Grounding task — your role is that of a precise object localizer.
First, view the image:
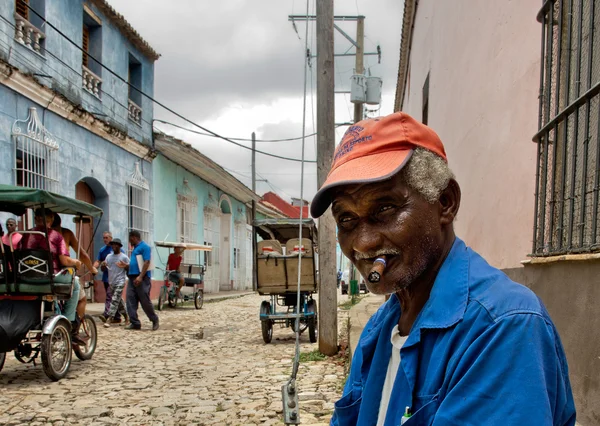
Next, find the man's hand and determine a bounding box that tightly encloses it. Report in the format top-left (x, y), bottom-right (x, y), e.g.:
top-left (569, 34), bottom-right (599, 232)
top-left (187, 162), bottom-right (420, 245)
top-left (74, 260), bottom-right (82, 270)
top-left (116, 260), bottom-right (127, 269)
top-left (134, 275), bottom-right (142, 286)
top-left (91, 266), bottom-right (98, 275)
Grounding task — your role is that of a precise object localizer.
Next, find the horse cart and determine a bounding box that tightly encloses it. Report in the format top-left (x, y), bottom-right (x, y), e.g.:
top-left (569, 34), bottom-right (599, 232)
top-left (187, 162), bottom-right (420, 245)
top-left (154, 241), bottom-right (211, 310)
top-left (0, 184), bottom-right (100, 380)
top-left (254, 218), bottom-right (318, 344)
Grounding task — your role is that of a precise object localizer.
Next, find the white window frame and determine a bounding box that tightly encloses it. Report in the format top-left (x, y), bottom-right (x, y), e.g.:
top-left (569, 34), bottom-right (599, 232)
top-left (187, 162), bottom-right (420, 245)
top-left (177, 193), bottom-right (198, 264)
top-left (127, 161), bottom-right (149, 243)
top-left (13, 107), bottom-right (59, 191)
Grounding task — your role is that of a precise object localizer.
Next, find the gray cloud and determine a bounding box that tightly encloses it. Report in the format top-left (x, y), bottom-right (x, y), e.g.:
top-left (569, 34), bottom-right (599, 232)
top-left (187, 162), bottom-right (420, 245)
top-left (108, 0), bottom-right (404, 200)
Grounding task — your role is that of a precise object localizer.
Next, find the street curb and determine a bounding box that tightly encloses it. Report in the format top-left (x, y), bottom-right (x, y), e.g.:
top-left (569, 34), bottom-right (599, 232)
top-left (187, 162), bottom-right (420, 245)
top-left (348, 294), bottom-right (386, 363)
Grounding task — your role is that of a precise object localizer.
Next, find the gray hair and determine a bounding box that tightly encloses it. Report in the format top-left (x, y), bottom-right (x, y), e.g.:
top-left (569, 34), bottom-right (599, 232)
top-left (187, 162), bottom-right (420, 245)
top-left (103, 231), bottom-right (112, 237)
top-left (400, 148), bottom-right (455, 203)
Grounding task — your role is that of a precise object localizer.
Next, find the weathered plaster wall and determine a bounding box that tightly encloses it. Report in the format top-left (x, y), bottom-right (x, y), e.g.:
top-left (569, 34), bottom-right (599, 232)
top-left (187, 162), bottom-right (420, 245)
top-left (0, 0), bottom-right (155, 144)
top-left (152, 155), bottom-right (248, 293)
top-left (0, 84), bottom-right (153, 261)
top-left (505, 263), bottom-right (600, 426)
top-left (401, 0), bottom-right (541, 269)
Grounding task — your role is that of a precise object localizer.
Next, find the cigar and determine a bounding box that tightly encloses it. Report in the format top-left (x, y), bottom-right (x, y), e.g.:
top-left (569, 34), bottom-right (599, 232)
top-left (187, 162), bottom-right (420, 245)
top-left (368, 257), bottom-right (387, 283)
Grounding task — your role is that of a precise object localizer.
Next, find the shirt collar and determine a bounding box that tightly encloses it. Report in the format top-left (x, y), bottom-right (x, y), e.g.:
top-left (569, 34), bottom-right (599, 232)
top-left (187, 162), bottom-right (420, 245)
top-left (404, 237), bottom-right (470, 347)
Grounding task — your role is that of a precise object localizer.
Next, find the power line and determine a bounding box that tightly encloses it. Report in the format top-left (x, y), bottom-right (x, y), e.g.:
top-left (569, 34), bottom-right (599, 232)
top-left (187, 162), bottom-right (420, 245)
top-left (18, 3), bottom-right (315, 163)
top-left (152, 124), bottom-right (316, 163)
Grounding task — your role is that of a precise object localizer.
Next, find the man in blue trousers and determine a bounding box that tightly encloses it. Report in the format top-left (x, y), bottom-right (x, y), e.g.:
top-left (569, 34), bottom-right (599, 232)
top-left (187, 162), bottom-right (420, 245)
top-left (310, 112), bottom-right (576, 425)
top-left (125, 230), bottom-right (159, 331)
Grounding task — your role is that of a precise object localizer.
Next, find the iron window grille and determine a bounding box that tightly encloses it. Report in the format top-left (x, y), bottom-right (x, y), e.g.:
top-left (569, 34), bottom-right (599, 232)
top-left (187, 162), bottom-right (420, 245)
top-left (127, 162), bottom-right (150, 243)
top-left (533, 0), bottom-right (600, 255)
top-left (12, 107), bottom-right (59, 192)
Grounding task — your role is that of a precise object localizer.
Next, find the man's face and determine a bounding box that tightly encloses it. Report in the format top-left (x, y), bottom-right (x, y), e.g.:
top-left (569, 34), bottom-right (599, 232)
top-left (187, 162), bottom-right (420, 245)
top-left (34, 214), bottom-right (54, 229)
top-left (332, 172), bottom-right (445, 295)
top-left (103, 233), bottom-right (112, 245)
top-left (6, 220), bottom-right (16, 233)
top-left (129, 235), bottom-right (139, 246)
top-left (110, 243), bottom-right (121, 254)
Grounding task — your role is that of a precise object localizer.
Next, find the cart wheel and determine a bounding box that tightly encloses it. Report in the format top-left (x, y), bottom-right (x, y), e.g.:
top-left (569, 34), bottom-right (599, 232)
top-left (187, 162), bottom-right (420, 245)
top-left (158, 286), bottom-right (167, 311)
top-left (260, 301), bottom-right (273, 344)
top-left (73, 314), bottom-right (97, 361)
top-left (194, 290), bottom-right (204, 309)
top-left (41, 319), bottom-right (72, 381)
top-left (307, 299), bottom-right (317, 343)
top-left (0, 352), bottom-right (5, 373)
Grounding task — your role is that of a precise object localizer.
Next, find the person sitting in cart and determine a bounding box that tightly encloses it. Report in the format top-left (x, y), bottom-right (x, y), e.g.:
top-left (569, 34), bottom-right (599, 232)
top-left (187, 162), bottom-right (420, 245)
top-left (102, 238), bottom-right (130, 328)
top-left (51, 214), bottom-right (98, 326)
top-left (20, 208), bottom-right (85, 345)
top-left (2, 218), bottom-right (22, 249)
top-left (167, 246), bottom-right (185, 299)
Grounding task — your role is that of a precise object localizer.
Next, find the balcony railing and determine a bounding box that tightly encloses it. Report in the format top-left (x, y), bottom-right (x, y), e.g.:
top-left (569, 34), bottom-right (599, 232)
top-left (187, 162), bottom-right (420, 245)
top-left (14, 13), bottom-right (45, 54)
top-left (82, 65), bottom-right (102, 98)
top-left (128, 99), bottom-right (142, 125)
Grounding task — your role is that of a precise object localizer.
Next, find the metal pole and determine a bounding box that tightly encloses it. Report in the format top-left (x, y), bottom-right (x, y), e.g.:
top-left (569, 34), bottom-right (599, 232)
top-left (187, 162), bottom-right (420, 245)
top-left (353, 17), bottom-right (365, 123)
top-left (251, 132), bottom-right (257, 291)
top-left (316, 0), bottom-right (338, 356)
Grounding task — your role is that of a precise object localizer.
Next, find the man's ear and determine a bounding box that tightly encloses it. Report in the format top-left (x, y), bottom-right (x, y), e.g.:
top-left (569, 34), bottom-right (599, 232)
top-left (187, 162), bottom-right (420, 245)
top-left (438, 179), bottom-right (461, 225)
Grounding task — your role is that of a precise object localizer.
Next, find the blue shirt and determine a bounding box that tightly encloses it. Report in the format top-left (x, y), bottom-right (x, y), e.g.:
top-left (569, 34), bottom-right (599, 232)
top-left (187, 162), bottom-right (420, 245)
top-left (97, 244), bottom-right (113, 282)
top-left (129, 240), bottom-right (151, 278)
top-left (332, 238), bottom-right (575, 426)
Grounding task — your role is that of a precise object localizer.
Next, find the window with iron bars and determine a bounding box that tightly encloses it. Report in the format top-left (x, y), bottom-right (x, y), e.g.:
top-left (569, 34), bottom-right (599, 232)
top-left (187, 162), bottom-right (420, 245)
top-left (533, 0), bottom-right (600, 255)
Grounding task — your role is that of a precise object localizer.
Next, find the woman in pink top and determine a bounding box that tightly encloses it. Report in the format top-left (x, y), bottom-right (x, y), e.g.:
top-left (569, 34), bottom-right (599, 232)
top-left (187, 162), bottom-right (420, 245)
top-left (1, 218), bottom-right (22, 250)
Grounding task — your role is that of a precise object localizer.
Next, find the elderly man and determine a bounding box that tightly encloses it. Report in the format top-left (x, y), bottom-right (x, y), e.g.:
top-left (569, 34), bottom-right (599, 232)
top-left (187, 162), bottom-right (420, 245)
top-left (311, 112), bottom-right (576, 425)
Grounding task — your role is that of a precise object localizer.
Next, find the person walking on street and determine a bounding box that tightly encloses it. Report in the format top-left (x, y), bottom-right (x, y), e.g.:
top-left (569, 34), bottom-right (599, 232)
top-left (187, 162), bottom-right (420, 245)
top-left (126, 230), bottom-right (159, 331)
top-left (94, 232), bottom-right (122, 323)
top-left (102, 238), bottom-right (130, 328)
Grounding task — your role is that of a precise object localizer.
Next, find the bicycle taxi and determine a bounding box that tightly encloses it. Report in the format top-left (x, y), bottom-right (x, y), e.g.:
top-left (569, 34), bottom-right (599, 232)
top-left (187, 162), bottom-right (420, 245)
top-left (154, 240), bottom-right (211, 310)
top-left (254, 218), bottom-right (318, 344)
top-left (0, 184), bottom-right (100, 381)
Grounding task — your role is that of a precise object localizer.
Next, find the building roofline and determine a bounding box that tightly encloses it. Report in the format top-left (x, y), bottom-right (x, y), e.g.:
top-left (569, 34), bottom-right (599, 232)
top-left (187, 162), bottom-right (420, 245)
top-left (90, 0), bottom-right (160, 61)
top-left (394, 0), bottom-right (418, 111)
top-left (153, 131), bottom-right (260, 204)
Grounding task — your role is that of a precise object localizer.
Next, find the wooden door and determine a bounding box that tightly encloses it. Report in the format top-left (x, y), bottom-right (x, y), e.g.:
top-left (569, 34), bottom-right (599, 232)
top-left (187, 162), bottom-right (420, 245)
top-left (75, 181), bottom-right (94, 276)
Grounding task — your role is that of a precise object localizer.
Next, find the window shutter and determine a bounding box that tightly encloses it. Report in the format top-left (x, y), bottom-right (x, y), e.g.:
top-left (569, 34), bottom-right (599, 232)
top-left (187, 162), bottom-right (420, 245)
top-left (82, 25), bottom-right (90, 67)
top-left (16, 0), bottom-right (29, 19)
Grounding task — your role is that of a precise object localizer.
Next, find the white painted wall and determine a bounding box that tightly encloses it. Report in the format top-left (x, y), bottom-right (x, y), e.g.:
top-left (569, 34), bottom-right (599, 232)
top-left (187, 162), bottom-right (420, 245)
top-left (401, 0), bottom-right (542, 269)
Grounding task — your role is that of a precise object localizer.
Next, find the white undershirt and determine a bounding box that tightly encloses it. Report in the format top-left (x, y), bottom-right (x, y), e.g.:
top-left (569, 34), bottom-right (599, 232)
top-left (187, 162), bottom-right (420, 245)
top-left (376, 326), bottom-right (409, 426)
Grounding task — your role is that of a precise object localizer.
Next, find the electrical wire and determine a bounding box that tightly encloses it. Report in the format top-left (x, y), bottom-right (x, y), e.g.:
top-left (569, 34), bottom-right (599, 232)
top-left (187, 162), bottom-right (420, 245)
top-left (153, 124), bottom-right (316, 163)
top-left (17, 3), bottom-right (315, 163)
top-left (289, 0), bottom-right (310, 394)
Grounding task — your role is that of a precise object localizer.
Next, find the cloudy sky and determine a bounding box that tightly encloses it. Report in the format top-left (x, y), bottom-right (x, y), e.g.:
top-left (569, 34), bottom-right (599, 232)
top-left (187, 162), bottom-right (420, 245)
top-left (108, 0), bottom-right (403, 202)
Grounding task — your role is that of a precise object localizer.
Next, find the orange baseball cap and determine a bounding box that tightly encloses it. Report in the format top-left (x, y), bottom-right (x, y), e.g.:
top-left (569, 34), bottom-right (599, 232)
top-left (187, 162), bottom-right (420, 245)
top-left (310, 111), bottom-right (447, 218)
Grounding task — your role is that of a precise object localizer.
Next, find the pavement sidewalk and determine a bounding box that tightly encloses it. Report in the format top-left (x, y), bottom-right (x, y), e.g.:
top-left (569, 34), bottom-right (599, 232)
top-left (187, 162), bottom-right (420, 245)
top-left (86, 289), bottom-right (254, 316)
top-left (348, 293), bottom-right (386, 359)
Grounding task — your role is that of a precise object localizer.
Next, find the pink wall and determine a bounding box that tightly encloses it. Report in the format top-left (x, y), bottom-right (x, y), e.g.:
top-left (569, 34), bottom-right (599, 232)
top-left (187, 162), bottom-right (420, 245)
top-left (401, 0), bottom-right (542, 269)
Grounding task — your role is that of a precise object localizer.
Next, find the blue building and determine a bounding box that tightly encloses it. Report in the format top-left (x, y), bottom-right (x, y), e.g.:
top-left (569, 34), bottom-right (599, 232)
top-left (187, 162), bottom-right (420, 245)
top-left (152, 133), bottom-right (287, 294)
top-left (0, 0), bottom-right (159, 300)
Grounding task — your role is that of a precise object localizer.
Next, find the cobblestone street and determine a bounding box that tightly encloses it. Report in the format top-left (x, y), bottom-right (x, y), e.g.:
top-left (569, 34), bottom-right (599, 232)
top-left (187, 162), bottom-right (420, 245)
top-left (0, 294), bottom-right (350, 426)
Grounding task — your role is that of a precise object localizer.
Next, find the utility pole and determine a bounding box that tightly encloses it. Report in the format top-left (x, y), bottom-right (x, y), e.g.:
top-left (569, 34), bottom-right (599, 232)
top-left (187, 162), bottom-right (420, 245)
top-left (251, 132), bottom-right (257, 292)
top-left (353, 16), bottom-right (365, 123)
top-left (316, 0), bottom-right (338, 356)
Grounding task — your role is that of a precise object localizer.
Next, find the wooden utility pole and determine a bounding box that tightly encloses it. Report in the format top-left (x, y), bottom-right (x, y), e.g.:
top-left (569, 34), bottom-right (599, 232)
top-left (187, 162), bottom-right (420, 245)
top-left (353, 16), bottom-right (365, 123)
top-left (251, 132), bottom-right (257, 291)
top-left (316, 0), bottom-right (338, 356)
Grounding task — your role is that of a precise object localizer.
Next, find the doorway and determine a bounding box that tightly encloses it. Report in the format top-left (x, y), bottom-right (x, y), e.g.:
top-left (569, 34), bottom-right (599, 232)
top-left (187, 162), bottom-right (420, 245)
top-left (75, 181), bottom-right (94, 279)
